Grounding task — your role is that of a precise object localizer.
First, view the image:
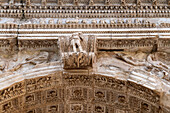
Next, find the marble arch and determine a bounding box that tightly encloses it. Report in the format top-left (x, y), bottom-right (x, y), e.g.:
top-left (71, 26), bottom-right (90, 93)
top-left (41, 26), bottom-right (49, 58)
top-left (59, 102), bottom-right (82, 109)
top-left (0, 0), bottom-right (170, 113)
top-left (0, 73), bottom-right (164, 113)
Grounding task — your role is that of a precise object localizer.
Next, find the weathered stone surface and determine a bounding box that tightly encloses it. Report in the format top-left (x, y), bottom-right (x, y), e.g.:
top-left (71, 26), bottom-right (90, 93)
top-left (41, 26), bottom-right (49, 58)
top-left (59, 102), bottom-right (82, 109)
top-left (0, 0), bottom-right (170, 112)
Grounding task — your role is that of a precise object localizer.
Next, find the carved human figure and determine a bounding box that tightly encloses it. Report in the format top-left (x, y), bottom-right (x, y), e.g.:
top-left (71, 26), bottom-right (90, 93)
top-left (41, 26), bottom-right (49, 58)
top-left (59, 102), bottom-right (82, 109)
top-left (66, 17), bottom-right (79, 24)
top-left (89, 0), bottom-right (94, 6)
top-left (0, 61), bottom-right (6, 72)
top-left (147, 54), bottom-right (169, 71)
top-left (126, 19), bottom-right (132, 24)
top-left (9, 0), bottom-right (14, 5)
top-left (57, 19), bottom-right (62, 24)
top-left (26, 51), bottom-right (49, 64)
top-left (91, 19), bottom-right (97, 24)
top-left (61, 32), bottom-right (95, 69)
top-left (153, 0), bottom-right (157, 6)
top-left (99, 20), bottom-right (107, 24)
top-left (58, 0), bottom-right (62, 5)
top-left (42, 0), bottom-right (47, 6)
top-left (26, 0), bottom-right (31, 6)
top-left (6, 51), bottom-right (49, 72)
top-left (81, 20), bottom-right (87, 24)
top-left (134, 19), bottom-right (141, 24)
top-left (117, 19), bottom-right (123, 24)
top-left (115, 53), bottom-right (146, 66)
top-left (121, 0), bottom-right (126, 5)
top-left (74, 0), bottom-right (79, 6)
top-left (105, 0), bottom-right (110, 5)
top-left (48, 19), bottom-right (54, 24)
top-left (137, 0), bottom-right (141, 6)
top-left (70, 33), bottom-right (84, 52)
top-left (110, 20), bottom-right (116, 24)
top-left (40, 19), bottom-right (46, 24)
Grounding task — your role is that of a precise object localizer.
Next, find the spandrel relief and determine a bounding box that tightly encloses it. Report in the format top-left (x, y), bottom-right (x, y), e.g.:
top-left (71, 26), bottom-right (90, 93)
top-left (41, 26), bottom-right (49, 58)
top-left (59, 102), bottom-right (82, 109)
top-left (97, 51), bottom-right (170, 83)
top-left (0, 50), bottom-right (60, 75)
top-left (0, 0), bottom-right (170, 112)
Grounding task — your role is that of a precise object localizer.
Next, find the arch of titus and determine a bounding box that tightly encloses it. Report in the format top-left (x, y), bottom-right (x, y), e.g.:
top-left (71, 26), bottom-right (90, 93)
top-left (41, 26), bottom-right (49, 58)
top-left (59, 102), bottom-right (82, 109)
top-left (0, 0), bottom-right (170, 113)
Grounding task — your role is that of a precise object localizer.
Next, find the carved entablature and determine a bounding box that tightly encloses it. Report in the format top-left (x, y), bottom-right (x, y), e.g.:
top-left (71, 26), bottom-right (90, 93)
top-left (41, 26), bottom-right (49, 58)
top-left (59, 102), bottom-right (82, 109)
top-left (60, 32), bottom-right (96, 69)
top-left (0, 0), bottom-right (169, 6)
top-left (0, 4), bottom-right (170, 18)
top-left (18, 38), bottom-right (58, 51)
top-left (0, 36), bottom-right (17, 53)
top-left (0, 24), bottom-right (18, 29)
top-left (158, 37), bottom-right (170, 53)
top-left (16, 19), bottom-right (157, 29)
top-left (97, 36), bottom-right (169, 52)
top-left (97, 37), bottom-right (157, 52)
top-left (158, 38), bottom-right (170, 47)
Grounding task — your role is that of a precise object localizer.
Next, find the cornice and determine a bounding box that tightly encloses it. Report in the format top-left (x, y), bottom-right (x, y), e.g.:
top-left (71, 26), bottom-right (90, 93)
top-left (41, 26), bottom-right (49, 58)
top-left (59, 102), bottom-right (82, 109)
top-left (2, 28), bottom-right (170, 34)
top-left (0, 5), bottom-right (170, 18)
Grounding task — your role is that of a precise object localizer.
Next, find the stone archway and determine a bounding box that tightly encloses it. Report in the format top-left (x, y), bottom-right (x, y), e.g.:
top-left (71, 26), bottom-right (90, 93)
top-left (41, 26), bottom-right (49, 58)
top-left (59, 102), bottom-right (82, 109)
top-left (0, 73), bottom-right (166, 113)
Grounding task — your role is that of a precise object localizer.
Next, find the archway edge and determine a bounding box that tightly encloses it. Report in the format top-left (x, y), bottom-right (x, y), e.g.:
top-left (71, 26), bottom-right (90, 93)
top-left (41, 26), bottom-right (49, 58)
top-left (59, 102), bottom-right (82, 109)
top-left (0, 72), bottom-right (168, 113)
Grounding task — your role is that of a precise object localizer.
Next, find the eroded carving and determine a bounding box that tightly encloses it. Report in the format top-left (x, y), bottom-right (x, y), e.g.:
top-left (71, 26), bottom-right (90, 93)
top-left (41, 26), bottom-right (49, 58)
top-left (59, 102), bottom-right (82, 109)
top-left (60, 32), bottom-right (96, 69)
top-left (0, 0), bottom-right (170, 112)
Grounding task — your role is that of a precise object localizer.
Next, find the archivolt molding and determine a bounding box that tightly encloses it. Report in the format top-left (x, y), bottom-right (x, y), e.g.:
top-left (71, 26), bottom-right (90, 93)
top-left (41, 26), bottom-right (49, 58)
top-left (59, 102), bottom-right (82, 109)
top-left (0, 0), bottom-right (170, 112)
top-left (0, 73), bottom-right (167, 113)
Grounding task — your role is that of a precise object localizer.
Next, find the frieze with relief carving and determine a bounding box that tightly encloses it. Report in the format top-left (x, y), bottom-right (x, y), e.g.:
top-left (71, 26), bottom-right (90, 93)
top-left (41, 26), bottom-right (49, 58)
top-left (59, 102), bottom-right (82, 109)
top-left (97, 38), bottom-right (158, 50)
top-left (0, 19), bottom-right (158, 29)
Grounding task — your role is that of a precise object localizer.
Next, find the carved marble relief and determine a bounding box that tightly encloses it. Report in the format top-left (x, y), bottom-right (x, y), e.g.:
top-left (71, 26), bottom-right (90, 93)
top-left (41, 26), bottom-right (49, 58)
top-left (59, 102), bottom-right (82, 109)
top-left (0, 0), bottom-right (170, 112)
top-left (0, 32), bottom-right (169, 112)
top-left (0, 18), bottom-right (159, 29)
top-left (0, 82), bottom-right (25, 102)
top-left (60, 32), bottom-right (96, 69)
top-left (0, 50), bottom-right (59, 74)
top-left (0, 73), bottom-right (168, 113)
top-left (98, 51), bottom-right (170, 82)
